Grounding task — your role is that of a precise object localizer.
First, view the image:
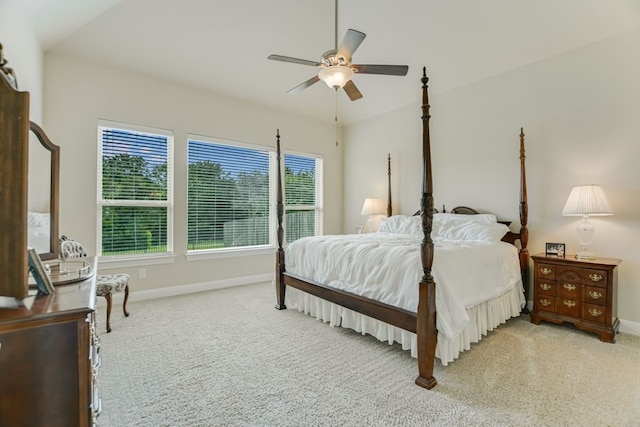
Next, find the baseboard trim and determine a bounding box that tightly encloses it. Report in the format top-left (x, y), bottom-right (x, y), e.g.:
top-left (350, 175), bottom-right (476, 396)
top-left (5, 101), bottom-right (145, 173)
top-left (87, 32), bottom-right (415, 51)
top-left (95, 273), bottom-right (274, 307)
top-left (618, 319), bottom-right (640, 337)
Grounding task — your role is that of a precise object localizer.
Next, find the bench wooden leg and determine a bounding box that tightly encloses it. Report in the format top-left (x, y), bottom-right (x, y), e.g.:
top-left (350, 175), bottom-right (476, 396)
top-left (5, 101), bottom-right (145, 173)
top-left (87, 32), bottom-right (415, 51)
top-left (103, 292), bottom-right (113, 333)
top-left (123, 284), bottom-right (130, 317)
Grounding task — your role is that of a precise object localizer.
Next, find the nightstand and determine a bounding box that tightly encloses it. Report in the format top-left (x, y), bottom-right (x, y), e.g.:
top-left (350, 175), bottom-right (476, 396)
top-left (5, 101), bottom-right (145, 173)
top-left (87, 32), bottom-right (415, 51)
top-left (530, 253), bottom-right (621, 343)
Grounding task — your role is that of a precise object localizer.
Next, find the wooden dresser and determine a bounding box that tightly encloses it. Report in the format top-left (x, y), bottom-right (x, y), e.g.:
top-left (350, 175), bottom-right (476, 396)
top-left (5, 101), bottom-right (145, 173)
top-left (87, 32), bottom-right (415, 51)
top-left (530, 253), bottom-right (620, 342)
top-left (0, 261), bottom-right (101, 427)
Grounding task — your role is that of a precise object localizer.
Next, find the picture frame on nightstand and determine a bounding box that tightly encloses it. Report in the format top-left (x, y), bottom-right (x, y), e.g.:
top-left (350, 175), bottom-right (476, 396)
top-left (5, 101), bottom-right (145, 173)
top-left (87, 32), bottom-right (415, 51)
top-left (545, 242), bottom-right (565, 257)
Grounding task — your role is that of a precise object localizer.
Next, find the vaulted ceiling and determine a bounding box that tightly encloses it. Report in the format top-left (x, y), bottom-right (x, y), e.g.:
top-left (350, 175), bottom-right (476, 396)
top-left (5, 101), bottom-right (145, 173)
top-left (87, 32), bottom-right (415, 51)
top-left (22, 0), bottom-right (640, 125)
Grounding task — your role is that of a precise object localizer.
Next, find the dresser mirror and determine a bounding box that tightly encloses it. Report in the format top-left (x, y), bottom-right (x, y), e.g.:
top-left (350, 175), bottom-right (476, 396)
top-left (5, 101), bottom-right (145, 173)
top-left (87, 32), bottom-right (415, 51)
top-left (28, 121), bottom-right (60, 260)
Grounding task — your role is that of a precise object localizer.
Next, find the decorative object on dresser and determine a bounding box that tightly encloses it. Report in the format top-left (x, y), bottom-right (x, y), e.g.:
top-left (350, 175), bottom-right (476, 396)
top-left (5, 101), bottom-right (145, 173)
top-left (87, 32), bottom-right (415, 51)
top-left (562, 184), bottom-right (614, 260)
top-left (27, 247), bottom-right (55, 294)
top-left (61, 237), bottom-right (131, 333)
top-left (530, 253), bottom-right (620, 343)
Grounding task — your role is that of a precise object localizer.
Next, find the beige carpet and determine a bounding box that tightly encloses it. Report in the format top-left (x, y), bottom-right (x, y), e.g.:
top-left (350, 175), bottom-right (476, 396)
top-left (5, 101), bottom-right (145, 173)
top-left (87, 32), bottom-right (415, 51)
top-left (97, 282), bottom-right (640, 427)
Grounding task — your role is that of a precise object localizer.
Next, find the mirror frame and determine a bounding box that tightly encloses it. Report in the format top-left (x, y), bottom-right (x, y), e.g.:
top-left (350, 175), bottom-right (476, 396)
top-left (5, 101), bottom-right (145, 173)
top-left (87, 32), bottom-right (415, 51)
top-left (29, 121), bottom-right (60, 260)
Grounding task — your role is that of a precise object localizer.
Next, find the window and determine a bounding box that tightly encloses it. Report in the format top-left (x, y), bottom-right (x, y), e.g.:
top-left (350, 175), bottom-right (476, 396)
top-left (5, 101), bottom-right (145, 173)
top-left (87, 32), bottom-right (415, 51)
top-left (187, 136), bottom-right (322, 253)
top-left (284, 152), bottom-right (322, 242)
top-left (98, 121), bottom-right (174, 257)
top-left (188, 136), bottom-right (271, 251)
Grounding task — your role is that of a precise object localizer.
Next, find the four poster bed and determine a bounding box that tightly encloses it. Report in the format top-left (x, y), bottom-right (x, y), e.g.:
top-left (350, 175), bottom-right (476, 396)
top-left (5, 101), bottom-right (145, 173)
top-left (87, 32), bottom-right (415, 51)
top-left (274, 68), bottom-right (529, 389)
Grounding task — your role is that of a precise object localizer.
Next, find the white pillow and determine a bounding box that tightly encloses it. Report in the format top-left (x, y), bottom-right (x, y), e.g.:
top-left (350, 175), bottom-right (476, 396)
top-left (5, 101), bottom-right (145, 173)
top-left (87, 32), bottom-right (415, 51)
top-left (436, 220), bottom-right (509, 242)
top-left (433, 213), bottom-right (497, 224)
top-left (378, 215), bottom-right (420, 234)
top-left (27, 211), bottom-right (50, 228)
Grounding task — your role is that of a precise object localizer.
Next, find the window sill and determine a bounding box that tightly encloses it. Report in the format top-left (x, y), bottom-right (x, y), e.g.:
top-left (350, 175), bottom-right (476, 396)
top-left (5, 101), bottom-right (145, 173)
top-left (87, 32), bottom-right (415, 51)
top-left (98, 254), bottom-right (176, 270)
top-left (185, 246), bottom-right (275, 261)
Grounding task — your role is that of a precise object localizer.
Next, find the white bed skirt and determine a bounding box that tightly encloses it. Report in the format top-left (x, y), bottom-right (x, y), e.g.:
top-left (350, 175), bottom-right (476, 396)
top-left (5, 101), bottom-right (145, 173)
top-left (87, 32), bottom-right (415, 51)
top-left (284, 283), bottom-right (525, 366)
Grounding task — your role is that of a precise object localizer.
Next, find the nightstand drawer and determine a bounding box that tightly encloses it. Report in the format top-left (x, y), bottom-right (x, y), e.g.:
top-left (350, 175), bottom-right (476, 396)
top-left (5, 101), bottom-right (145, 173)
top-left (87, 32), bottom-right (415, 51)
top-left (556, 281), bottom-right (582, 298)
top-left (556, 297), bottom-right (581, 317)
top-left (536, 296), bottom-right (555, 312)
top-left (585, 269), bottom-right (608, 288)
top-left (584, 286), bottom-right (606, 306)
top-left (535, 264), bottom-right (555, 279)
top-left (535, 279), bottom-right (555, 296)
top-left (583, 303), bottom-right (607, 324)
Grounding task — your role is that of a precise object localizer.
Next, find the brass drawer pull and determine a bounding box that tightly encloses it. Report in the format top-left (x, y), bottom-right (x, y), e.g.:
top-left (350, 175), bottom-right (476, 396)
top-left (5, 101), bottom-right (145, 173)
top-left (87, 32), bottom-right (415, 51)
top-left (539, 267), bottom-right (552, 275)
top-left (588, 291), bottom-right (603, 300)
top-left (563, 300), bottom-right (576, 308)
top-left (588, 308), bottom-right (603, 317)
top-left (539, 283), bottom-right (552, 291)
top-left (540, 299), bottom-right (551, 307)
top-left (589, 273), bottom-right (604, 282)
top-left (563, 283), bottom-right (576, 291)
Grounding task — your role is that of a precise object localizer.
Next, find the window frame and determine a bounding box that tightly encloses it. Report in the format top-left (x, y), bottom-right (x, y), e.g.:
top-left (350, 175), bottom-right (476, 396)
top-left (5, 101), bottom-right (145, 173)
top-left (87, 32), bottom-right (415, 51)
top-left (283, 149), bottom-right (323, 242)
top-left (186, 134), bottom-right (275, 257)
top-left (96, 120), bottom-right (175, 262)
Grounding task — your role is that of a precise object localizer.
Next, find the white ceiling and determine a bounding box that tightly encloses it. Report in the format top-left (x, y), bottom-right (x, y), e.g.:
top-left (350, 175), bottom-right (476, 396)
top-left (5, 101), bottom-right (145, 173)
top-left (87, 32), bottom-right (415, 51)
top-left (22, 0), bottom-right (640, 125)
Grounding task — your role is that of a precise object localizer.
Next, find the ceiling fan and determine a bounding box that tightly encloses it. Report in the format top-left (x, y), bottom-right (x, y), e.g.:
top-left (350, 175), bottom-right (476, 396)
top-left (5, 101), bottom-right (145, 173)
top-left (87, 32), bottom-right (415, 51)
top-left (267, 0), bottom-right (408, 101)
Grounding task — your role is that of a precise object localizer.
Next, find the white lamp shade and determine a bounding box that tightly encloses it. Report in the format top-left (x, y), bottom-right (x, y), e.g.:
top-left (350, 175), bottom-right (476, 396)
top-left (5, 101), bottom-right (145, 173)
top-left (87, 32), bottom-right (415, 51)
top-left (361, 197), bottom-right (385, 216)
top-left (318, 65), bottom-right (354, 89)
top-left (562, 185), bottom-right (614, 216)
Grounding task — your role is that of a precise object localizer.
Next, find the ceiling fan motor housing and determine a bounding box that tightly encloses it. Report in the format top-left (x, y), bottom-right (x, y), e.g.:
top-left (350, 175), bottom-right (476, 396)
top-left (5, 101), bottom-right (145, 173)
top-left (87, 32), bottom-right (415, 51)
top-left (321, 49), bottom-right (348, 67)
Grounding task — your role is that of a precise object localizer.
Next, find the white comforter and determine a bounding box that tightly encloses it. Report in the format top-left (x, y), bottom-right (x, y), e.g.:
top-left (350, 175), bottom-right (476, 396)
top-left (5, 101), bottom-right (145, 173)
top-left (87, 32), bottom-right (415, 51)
top-left (285, 232), bottom-right (523, 341)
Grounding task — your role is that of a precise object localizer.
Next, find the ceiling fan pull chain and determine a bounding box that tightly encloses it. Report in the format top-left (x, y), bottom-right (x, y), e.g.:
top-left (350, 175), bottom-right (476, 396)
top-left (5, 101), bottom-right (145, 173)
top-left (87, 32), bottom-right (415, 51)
top-left (335, 90), bottom-right (339, 147)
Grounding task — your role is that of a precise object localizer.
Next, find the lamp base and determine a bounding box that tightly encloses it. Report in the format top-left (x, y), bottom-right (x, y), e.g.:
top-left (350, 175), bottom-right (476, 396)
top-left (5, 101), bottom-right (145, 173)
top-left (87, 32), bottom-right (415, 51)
top-left (575, 250), bottom-right (597, 260)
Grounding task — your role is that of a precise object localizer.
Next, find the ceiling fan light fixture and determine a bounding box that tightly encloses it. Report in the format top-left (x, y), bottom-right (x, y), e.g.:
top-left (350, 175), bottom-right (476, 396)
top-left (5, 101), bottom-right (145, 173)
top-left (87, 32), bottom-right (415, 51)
top-left (318, 65), bottom-right (354, 89)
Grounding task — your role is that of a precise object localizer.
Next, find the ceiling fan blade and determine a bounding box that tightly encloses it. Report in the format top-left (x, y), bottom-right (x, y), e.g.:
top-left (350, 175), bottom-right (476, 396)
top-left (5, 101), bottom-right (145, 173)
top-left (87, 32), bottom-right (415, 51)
top-left (336, 29), bottom-right (366, 63)
top-left (352, 64), bottom-right (409, 76)
top-left (268, 54), bottom-right (322, 67)
top-left (343, 79), bottom-right (363, 101)
top-left (287, 75), bottom-right (321, 94)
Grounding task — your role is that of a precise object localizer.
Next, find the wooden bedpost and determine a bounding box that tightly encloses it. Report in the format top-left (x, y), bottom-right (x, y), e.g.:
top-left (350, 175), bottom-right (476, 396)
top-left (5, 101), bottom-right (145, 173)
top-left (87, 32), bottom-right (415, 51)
top-left (519, 127), bottom-right (530, 312)
top-left (415, 68), bottom-right (437, 390)
top-left (275, 129), bottom-right (286, 310)
top-left (387, 154), bottom-right (392, 217)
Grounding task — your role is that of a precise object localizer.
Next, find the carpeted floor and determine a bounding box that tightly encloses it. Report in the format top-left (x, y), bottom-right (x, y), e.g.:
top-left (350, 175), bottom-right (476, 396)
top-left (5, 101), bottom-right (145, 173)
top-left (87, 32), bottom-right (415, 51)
top-left (96, 282), bottom-right (640, 427)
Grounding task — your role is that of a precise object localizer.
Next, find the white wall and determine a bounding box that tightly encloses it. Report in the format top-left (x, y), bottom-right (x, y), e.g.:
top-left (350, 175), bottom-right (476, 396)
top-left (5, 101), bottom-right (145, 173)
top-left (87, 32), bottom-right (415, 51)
top-left (0, 0), bottom-right (43, 121)
top-left (344, 28), bottom-right (640, 325)
top-left (43, 54), bottom-right (342, 293)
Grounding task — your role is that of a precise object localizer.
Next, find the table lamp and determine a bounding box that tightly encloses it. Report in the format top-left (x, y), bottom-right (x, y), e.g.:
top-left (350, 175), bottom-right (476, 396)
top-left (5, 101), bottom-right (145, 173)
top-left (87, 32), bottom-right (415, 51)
top-left (562, 185), bottom-right (614, 260)
top-left (361, 197), bottom-right (385, 232)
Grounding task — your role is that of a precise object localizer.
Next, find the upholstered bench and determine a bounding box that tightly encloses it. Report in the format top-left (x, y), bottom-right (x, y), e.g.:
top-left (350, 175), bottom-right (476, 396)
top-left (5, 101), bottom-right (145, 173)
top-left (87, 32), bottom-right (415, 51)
top-left (60, 236), bottom-right (131, 333)
top-left (96, 273), bottom-right (130, 333)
